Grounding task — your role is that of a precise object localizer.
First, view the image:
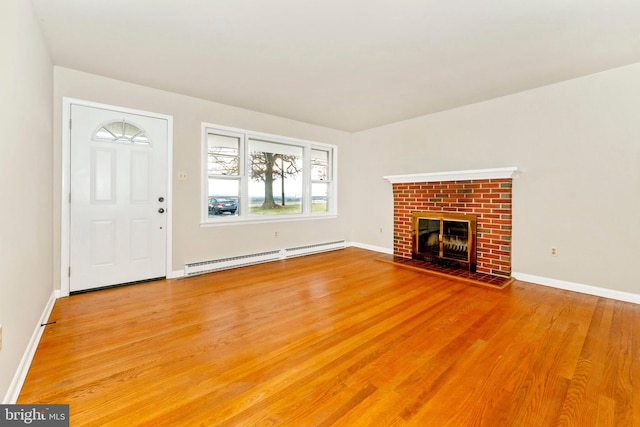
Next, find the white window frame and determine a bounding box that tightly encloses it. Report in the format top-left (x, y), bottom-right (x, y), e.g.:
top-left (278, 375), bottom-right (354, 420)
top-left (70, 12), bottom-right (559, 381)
top-left (201, 122), bottom-right (338, 225)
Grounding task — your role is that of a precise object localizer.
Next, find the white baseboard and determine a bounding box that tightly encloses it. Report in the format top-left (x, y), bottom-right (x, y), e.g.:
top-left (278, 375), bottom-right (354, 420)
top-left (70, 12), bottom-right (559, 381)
top-left (349, 242), bottom-right (393, 255)
top-left (512, 272), bottom-right (640, 304)
top-left (3, 291), bottom-right (59, 404)
top-left (170, 243), bottom-right (390, 280)
top-left (167, 270), bottom-right (184, 279)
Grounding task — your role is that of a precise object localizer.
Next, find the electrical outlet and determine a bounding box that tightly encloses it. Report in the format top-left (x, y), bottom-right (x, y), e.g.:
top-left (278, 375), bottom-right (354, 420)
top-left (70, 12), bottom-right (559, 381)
top-left (274, 231), bottom-right (278, 238)
top-left (551, 247), bottom-right (558, 257)
top-left (177, 172), bottom-right (188, 180)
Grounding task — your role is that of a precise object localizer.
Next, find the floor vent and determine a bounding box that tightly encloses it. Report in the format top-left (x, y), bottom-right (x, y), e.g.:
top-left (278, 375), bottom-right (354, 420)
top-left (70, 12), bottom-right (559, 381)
top-left (285, 240), bottom-right (346, 258)
top-left (183, 240), bottom-right (346, 277)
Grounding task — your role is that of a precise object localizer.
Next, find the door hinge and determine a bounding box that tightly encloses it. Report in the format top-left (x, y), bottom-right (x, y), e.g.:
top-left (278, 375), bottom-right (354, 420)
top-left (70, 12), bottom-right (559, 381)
top-left (69, 193), bottom-right (71, 203)
top-left (69, 119), bottom-right (72, 130)
top-left (68, 266), bottom-right (71, 277)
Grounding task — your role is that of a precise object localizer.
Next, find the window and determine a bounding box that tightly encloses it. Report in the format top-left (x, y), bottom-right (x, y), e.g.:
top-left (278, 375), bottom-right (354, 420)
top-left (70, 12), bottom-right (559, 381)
top-left (311, 149), bottom-right (330, 213)
top-left (203, 123), bottom-right (337, 223)
top-left (93, 120), bottom-right (150, 145)
top-left (206, 131), bottom-right (242, 216)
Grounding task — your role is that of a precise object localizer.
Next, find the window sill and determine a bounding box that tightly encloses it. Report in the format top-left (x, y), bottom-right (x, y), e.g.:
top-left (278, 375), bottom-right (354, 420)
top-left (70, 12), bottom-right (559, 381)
top-left (200, 213), bottom-right (338, 227)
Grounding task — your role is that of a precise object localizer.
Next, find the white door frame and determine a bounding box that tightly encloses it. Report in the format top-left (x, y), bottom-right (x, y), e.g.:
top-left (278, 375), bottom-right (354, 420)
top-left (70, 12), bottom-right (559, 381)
top-left (60, 97), bottom-right (174, 297)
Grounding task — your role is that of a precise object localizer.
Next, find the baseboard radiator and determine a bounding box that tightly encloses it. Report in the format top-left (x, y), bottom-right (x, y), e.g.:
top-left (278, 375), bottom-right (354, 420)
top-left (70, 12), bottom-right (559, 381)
top-left (184, 240), bottom-right (346, 277)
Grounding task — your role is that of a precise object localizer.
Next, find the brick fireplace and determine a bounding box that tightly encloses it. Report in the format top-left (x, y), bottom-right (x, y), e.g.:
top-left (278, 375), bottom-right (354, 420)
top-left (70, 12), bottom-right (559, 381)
top-left (384, 168), bottom-right (518, 277)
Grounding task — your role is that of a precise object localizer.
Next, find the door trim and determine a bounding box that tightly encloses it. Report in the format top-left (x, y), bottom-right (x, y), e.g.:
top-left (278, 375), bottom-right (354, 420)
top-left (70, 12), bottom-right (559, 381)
top-left (60, 97), bottom-right (174, 297)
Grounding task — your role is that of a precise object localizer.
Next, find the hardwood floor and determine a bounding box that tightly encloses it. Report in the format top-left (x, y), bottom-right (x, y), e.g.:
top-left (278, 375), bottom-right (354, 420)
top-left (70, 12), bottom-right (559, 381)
top-left (19, 248), bottom-right (639, 426)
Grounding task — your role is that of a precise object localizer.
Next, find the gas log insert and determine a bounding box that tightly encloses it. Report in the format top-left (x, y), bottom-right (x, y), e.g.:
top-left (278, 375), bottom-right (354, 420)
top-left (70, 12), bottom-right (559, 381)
top-left (412, 211), bottom-right (477, 272)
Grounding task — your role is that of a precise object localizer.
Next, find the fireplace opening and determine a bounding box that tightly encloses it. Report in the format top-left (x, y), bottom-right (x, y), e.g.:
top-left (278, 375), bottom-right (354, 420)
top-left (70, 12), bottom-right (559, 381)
top-left (412, 212), bottom-right (477, 272)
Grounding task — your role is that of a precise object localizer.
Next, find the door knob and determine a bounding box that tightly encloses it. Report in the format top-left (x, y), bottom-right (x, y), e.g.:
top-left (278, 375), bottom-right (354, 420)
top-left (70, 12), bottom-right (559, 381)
top-left (158, 208), bottom-right (165, 213)
top-left (158, 197), bottom-right (165, 202)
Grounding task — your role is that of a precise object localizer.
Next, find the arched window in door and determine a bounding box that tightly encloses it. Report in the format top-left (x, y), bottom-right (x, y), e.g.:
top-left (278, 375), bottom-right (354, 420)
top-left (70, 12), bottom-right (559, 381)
top-left (93, 119), bottom-right (151, 145)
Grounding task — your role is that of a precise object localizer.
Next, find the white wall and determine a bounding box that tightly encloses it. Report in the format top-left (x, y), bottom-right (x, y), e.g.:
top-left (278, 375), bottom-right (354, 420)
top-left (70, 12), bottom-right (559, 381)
top-left (351, 63), bottom-right (640, 295)
top-left (0, 0), bottom-right (53, 400)
top-left (52, 67), bottom-right (354, 285)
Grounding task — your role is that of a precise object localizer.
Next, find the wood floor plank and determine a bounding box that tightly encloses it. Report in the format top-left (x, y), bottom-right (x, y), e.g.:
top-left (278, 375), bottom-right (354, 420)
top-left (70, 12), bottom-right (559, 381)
top-left (408, 300), bottom-right (553, 424)
top-left (633, 303), bottom-right (640, 427)
top-left (490, 291), bottom-right (596, 425)
top-left (603, 301), bottom-right (634, 426)
top-left (174, 278), bottom-right (452, 425)
top-left (558, 298), bottom-right (616, 426)
top-left (17, 247), bottom-right (640, 426)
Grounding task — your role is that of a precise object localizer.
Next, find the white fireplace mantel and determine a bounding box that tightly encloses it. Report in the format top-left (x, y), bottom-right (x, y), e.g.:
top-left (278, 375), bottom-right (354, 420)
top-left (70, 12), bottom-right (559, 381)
top-left (383, 167), bottom-right (519, 184)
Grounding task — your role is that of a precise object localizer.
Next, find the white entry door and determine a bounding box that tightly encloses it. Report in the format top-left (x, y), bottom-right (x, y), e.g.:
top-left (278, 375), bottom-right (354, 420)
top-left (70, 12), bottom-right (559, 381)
top-left (69, 104), bottom-right (168, 292)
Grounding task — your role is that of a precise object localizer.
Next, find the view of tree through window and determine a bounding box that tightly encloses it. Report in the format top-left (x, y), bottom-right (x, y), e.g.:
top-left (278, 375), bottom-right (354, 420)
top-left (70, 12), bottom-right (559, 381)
top-left (207, 134), bottom-right (239, 175)
top-left (204, 125), bottom-right (336, 222)
top-left (248, 139), bottom-right (303, 215)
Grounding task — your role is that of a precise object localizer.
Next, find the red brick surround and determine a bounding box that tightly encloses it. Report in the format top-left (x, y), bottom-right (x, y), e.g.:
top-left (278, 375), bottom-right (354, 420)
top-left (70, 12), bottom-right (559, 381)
top-left (392, 178), bottom-right (512, 277)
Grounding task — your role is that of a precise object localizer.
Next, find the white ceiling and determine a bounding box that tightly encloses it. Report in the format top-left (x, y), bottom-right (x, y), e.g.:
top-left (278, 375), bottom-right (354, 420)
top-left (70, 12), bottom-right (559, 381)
top-left (31, 0), bottom-right (640, 132)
